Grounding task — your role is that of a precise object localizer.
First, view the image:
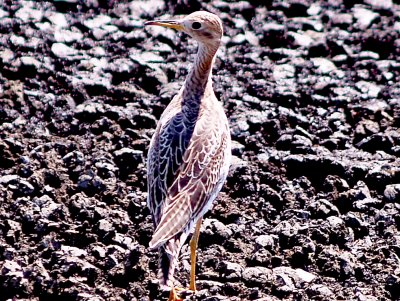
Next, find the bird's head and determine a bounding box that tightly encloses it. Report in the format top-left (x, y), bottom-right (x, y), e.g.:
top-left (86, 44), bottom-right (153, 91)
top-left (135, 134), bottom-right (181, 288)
top-left (145, 11), bottom-right (223, 46)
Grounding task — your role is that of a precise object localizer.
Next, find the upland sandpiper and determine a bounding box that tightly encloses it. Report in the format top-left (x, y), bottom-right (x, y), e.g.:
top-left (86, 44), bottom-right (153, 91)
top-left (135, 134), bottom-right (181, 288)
top-left (145, 11), bottom-right (231, 301)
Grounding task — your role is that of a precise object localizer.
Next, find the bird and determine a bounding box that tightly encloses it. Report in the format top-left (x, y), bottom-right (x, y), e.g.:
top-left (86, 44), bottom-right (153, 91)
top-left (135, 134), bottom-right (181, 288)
top-left (144, 11), bottom-right (231, 301)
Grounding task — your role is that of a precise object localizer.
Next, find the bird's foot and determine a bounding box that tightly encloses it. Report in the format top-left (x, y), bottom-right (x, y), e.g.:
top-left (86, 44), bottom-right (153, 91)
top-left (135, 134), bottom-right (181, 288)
top-left (167, 287), bottom-right (195, 301)
top-left (167, 287), bottom-right (182, 301)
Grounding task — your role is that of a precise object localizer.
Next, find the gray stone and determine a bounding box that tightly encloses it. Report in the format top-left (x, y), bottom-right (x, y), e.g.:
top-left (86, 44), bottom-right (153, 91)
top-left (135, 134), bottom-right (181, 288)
top-left (364, 0), bottom-right (393, 9)
top-left (51, 42), bottom-right (79, 58)
top-left (46, 12), bottom-right (68, 28)
top-left (311, 58), bottom-right (337, 74)
top-left (384, 184), bottom-right (400, 202)
top-left (308, 284), bottom-right (334, 297)
top-left (19, 179), bottom-right (35, 195)
top-left (353, 7), bottom-right (379, 30)
top-left (273, 64), bottom-right (296, 81)
top-left (0, 175), bottom-right (19, 185)
top-left (54, 28), bottom-right (83, 43)
top-left (203, 219), bottom-right (233, 239)
top-left (243, 267), bottom-right (273, 286)
top-left (83, 15), bottom-right (111, 29)
top-left (221, 261), bottom-right (242, 281)
top-left (355, 81), bottom-right (381, 99)
top-left (255, 234), bottom-right (276, 250)
top-left (98, 219), bottom-right (114, 232)
top-left (61, 245), bottom-right (87, 257)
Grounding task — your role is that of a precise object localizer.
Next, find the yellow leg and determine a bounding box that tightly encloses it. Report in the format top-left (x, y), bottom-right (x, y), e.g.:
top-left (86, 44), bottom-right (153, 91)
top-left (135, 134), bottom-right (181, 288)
top-left (189, 217), bottom-right (203, 292)
top-left (168, 287), bottom-right (183, 301)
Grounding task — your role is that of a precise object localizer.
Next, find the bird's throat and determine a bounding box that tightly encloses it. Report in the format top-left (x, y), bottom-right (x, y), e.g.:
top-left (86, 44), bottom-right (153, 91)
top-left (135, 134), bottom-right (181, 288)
top-left (181, 43), bottom-right (218, 113)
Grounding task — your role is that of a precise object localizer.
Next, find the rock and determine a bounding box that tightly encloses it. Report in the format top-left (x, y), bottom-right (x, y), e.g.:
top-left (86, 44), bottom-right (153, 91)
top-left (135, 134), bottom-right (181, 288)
top-left (113, 148), bottom-right (143, 170)
top-left (0, 175), bottom-right (35, 195)
top-left (344, 213), bottom-right (369, 238)
top-left (83, 15), bottom-right (111, 29)
top-left (203, 219), bottom-right (233, 241)
top-left (54, 28), bottom-right (84, 43)
top-left (311, 58), bottom-right (337, 74)
top-left (353, 7), bottom-right (379, 30)
top-left (355, 120), bottom-right (380, 139)
top-left (15, 5), bottom-right (43, 22)
top-left (0, 174), bottom-right (19, 185)
top-left (129, 0), bottom-right (165, 18)
top-left (220, 261), bottom-right (243, 281)
top-left (322, 175), bottom-right (349, 193)
top-left (46, 11), bottom-right (68, 28)
top-left (261, 23), bottom-right (286, 47)
top-left (274, 266), bottom-right (317, 284)
top-left (20, 56), bottom-right (42, 70)
top-left (95, 161), bottom-right (118, 179)
top-left (307, 284), bottom-right (334, 297)
top-left (63, 150), bottom-right (85, 168)
top-left (386, 274), bottom-right (400, 300)
top-left (97, 219), bottom-right (114, 233)
top-left (61, 245), bottom-right (87, 258)
top-left (308, 199), bottom-right (340, 218)
top-left (355, 81), bottom-right (381, 99)
top-left (51, 42), bottom-right (79, 58)
top-left (383, 184), bottom-right (400, 202)
top-left (327, 216), bottom-right (344, 228)
top-left (331, 13), bottom-right (353, 28)
top-left (273, 64), bottom-right (295, 81)
top-left (288, 31), bottom-right (314, 47)
top-left (366, 164), bottom-right (399, 191)
top-left (242, 267), bottom-right (273, 286)
top-left (92, 245), bottom-right (106, 258)
top-left (255, 234), bottom-right (276, 250)
top-left (364, 0), bottom-right (393, 10)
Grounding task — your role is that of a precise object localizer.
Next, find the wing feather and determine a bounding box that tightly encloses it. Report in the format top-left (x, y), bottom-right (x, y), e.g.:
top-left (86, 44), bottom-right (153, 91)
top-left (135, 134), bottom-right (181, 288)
top-left (147, 94), bottom-right (231, 249)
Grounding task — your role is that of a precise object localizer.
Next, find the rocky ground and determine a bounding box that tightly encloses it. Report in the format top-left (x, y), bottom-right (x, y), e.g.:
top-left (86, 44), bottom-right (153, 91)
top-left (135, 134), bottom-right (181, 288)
top-left (1, 0), bottom-right (400, 300)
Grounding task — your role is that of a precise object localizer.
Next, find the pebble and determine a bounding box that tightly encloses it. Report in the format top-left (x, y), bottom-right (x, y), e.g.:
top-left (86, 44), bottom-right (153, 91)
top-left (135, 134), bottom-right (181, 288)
top-left (242, 267), bottom-right (273, 286)
top-left (355, 81), bottom-right (381, 99)
top-left (221, 261), bottom-right (243, 281)
top-left (61, 245), bottom-right (87, 257)
top-left (54, 28), bottom-right (83, 43)
top-left (51, 42), bottom-right (79, 58)
top-left (273, 64), bottom-right (296, 80)
top-left (364, 0), bottom-right (393, 10)
top-left (113, 148), bottom-right (143, 165)
top-left (309, 199), bottom-right (340, 218)
top-left (83, 15), bottom-right (111, 29)
top-left (311, 58), bottom-right (337, 74)
top-left (203, 218), bottom-right (233, 240)
top-left (289, 31), bottom-right (314, 47)
top-left (274, 266), bottom-right (316, 285)
top-left (383, 184), bottom-right (400, 202)
top-left (0, 174), bottom-right (19, 185)
top-left (46, 12), bottom-right (68, 28)
top-left (129, 0), bottom-right (165, 18)
top-left (353, 7), bottom-right (379, 30)
top-left (15, 5), bottom-right (43, 23)
top-left (331, 13), bottom-right (353, 27)
top-left (97, 219), bottom-right (114, 233)
top-left (308, 284), bottom-right (334, 297)
top-left (255, 234), bottom-right (276, 250)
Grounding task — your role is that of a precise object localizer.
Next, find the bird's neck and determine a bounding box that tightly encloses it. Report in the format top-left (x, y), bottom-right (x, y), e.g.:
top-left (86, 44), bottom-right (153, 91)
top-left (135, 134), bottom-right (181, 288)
top-left (181, 42), bottom-right (219, 113)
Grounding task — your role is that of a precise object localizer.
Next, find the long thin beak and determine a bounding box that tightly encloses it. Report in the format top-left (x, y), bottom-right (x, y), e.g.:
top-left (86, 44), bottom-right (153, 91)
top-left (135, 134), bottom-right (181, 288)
top-left (144, 20), bottom-right (184, 31)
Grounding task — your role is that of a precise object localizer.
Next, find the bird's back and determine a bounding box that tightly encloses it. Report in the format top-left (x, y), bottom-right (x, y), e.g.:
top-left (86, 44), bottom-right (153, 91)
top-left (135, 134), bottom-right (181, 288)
top-left (147, 88), bottom-right (231, 249)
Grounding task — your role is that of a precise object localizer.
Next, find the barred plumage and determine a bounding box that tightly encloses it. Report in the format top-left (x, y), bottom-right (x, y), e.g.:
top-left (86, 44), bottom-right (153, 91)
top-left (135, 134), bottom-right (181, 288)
top-left (145, 11), bottom-right (231, 300)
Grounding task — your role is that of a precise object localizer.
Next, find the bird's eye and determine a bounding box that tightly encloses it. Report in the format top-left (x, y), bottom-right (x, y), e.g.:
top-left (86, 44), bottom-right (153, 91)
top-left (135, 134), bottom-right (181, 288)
top-left (191, 22), bottom-right (202, 30)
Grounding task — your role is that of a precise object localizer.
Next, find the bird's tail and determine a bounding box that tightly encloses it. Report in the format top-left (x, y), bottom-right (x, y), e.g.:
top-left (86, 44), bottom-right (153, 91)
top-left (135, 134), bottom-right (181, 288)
top-left (158, 245), bottom-right (176, 288)
top-left (157, 233), bottom-right (187, 288)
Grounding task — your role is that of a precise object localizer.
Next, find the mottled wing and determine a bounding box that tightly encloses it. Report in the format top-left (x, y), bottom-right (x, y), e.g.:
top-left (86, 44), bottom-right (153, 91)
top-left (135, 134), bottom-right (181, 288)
top-left (149, 109), bottom-right (230, 249)
top-left (147, 103), bottom-right (194, 227)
